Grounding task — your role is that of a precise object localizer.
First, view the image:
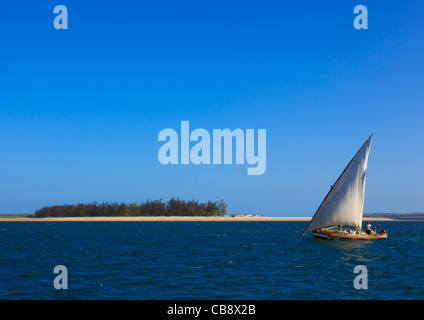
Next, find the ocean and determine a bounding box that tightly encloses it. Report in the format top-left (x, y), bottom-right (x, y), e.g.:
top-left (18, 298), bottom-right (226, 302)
top-left (1, 221), bottom-right (424, 300)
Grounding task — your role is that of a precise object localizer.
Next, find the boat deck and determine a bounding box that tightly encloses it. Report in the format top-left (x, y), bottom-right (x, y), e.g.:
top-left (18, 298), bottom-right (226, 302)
top-left (313, 228), bottom-right (388, 240)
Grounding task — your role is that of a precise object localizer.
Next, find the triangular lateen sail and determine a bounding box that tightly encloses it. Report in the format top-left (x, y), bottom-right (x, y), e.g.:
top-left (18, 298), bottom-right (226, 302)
top-left (302, 134), bottom-right (373, 235)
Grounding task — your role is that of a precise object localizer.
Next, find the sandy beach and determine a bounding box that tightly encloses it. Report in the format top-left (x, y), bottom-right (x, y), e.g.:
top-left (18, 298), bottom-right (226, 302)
top-left (0, 216), bottom-right (396, 222)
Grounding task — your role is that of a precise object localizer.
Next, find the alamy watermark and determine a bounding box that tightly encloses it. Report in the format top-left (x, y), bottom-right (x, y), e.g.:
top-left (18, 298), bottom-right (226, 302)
top-left (353, 265), bottom-right (368, 290)
top-left (353, 5), bottom-right (368, 30)
top-left (53, 5), bottom-right (68, 30)
top-left (158, 121), bottom-right (266, 175)
top-left (53, 265), bottom-right (68, 290)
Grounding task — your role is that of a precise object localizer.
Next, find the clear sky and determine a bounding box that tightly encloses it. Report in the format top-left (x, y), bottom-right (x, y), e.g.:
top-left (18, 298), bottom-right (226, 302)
top-left (0, 1), bottom-right (423, 216)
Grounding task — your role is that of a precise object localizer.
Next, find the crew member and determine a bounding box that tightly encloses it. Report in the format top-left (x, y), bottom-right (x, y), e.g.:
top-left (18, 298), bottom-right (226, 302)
top-left (365, 221), bottom-right (372, 235)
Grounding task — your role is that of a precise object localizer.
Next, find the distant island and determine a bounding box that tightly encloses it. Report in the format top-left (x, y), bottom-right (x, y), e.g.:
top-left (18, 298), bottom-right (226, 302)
top-left (364, 213), bottom-right (424, 218)
top-left (1, 210), bottom-right (423, 221)
top-left (33, 199), bottom-right (227, 218)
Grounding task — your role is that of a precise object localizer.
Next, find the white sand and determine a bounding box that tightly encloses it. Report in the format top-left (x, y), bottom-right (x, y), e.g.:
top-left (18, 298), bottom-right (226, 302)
top-left (0, 216), bottom-right (396, 222)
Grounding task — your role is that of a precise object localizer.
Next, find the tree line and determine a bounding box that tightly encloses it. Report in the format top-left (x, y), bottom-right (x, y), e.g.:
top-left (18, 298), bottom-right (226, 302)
top-left (34, 198), bottom-right (227, 218)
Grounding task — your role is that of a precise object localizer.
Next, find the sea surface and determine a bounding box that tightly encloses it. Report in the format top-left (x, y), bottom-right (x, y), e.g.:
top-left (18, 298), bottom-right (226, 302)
top-left (1, 221), bottom-right (424, 300)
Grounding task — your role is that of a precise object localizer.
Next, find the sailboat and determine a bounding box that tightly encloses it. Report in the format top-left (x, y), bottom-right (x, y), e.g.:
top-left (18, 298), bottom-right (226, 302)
top-left (302, 134), bottom-right (388, 240)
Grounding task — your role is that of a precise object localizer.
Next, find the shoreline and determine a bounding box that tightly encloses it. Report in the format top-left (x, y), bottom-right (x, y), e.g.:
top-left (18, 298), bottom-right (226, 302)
top-left (0, 216), bottom-right (397, 222)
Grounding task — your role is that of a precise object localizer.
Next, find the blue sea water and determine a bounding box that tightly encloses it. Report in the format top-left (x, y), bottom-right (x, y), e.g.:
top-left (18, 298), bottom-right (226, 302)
top-left (1, 221), bottom-right (424, 300)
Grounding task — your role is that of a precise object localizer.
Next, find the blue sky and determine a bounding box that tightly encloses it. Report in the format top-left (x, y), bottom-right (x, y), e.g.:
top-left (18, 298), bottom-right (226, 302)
top-left (0, 1), bottom-right (423, 216)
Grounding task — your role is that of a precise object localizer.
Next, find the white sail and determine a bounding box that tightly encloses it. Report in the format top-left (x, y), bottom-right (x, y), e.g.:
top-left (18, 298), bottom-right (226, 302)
top-left (302, 135), bottom-right (373, 235)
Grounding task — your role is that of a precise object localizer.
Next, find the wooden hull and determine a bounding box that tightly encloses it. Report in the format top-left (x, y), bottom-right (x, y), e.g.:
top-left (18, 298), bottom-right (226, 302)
top-left (313, 228), bottom-right (388, 240)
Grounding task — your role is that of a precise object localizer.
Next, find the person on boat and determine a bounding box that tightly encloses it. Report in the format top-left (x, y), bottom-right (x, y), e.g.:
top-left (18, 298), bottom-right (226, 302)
top-left (365, 221), bottom-right (372, 235)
